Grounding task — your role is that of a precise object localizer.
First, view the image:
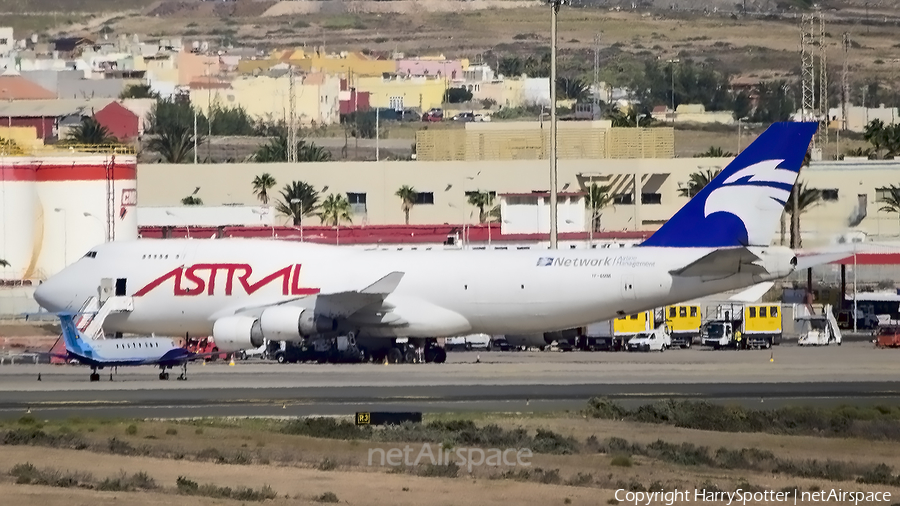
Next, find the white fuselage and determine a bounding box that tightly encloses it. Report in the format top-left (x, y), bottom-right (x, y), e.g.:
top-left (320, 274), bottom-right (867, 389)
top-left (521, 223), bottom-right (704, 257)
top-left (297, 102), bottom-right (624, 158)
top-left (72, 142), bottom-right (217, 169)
top-left (35, 239), bottom-right (775, 339)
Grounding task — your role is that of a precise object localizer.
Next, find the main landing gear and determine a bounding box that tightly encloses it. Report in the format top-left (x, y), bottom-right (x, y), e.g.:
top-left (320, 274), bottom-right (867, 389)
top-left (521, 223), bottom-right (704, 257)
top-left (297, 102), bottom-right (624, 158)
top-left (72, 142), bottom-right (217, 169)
top-left (90, 366), bottom-right (101, 382)
top-left (158, 363), bottom-right (189, 381)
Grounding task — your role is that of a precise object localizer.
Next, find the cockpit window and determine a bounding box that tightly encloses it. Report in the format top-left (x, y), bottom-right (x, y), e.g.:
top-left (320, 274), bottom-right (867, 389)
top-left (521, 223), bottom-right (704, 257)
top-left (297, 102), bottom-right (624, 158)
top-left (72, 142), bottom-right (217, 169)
top-left (83, 251), bottom-right (97, 259)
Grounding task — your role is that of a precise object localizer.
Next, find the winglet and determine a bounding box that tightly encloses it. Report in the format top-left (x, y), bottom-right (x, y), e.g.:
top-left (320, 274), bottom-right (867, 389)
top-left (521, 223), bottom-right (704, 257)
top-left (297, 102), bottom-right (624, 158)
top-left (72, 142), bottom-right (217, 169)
top-left (361, 272), bottom-right (404, 295)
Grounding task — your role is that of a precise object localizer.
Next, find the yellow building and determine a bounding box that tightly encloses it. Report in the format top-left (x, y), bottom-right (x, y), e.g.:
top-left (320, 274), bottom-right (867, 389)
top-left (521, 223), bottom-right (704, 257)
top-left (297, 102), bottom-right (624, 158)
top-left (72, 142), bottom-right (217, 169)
top-left (236, 48), bottom-right (395, 77)
top-left (355, 75), bottom-right (447, 111)
top-left (416, 121), bottom-right (675, 161)
top-left (189, 72), bottom-right (341, 126)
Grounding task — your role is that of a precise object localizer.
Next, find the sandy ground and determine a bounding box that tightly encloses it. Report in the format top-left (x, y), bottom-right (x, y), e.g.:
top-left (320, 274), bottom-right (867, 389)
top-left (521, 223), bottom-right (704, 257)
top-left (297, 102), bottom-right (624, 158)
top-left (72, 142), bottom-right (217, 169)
top-left (2, 414), bottom-right (899, 505)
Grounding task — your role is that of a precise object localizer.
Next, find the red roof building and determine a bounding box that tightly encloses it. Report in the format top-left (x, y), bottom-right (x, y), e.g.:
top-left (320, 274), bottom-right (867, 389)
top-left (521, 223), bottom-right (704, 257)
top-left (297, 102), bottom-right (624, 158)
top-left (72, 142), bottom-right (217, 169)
top-left (94, 101), bottom-right (139, 141)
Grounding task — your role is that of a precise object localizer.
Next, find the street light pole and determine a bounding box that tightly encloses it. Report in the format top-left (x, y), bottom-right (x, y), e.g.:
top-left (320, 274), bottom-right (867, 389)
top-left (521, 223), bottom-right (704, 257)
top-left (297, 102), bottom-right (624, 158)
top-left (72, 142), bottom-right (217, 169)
top-left (54, 208), bottom-right (67, 267)
top-left (547, 0), bottom-right (564, 250)
top-left (667, 58), bottom-right (679, 115)
top-left (290, 198), bottom-right (303, 242)
top-left (83, 212), bottom-right (105, 243)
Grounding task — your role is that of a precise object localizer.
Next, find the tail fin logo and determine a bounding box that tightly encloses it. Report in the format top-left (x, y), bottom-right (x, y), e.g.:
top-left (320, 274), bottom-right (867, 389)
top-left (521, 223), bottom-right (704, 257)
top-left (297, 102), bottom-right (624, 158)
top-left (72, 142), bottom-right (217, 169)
top-left (704, 159), bottom-right (795, 245)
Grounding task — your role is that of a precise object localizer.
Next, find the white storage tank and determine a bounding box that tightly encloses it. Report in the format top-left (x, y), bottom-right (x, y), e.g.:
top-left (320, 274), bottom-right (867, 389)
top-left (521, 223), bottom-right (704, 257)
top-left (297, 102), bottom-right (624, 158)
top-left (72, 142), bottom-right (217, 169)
top-left (33, 153), bottom-right (138, 279)
top-left (0, 158), bottom-right (38, 280)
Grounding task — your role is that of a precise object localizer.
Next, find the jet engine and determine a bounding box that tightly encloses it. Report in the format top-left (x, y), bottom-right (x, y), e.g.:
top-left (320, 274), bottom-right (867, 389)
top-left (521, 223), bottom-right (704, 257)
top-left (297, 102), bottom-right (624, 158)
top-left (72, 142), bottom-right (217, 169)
top-left (212, 316), bottom-right (264, 353)
top-left (259, 306), bottom-right (337, 341)
top-left (753, 246), bottom-right (798, 278)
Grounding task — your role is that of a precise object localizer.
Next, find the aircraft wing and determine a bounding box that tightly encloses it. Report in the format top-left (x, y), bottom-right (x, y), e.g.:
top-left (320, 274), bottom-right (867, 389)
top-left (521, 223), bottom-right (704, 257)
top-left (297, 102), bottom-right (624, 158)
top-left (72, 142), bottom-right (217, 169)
top-left (228, 271), bottom-right (405, 320)
top-left (670, 248), bottom-right (765, 277)
top-left (314, 272), bottom-right (405, 318)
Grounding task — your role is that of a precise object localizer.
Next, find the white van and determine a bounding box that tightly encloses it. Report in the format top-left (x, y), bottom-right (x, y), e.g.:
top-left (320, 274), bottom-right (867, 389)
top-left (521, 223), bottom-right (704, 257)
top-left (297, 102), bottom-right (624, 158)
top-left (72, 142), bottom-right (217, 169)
top-left (626, 328), bottom-right (671, 352)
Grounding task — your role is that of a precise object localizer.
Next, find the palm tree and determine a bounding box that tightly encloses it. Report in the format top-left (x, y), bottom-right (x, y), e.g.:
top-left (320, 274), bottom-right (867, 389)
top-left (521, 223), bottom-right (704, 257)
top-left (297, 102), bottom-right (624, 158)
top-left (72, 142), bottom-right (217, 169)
top-left (65, 116), bottom-right (118, 145)
top-left (585, 183), bottom-right (612, 232)
top-left (785, 182), bottom-right (822, 249)
top-left (253, 134), bottom-right (331, 162)
top-left (146, 125), bottom-right (202, 164)
top-left (119, 84), bottom-right (159, 99)
top-left (395, 185), bottom-right (418, 225)
top-left (557, 76), bottom-right (590, 102)
top-left (252, 173), bottom-right (277, 205)
top-left (318, 193), bottom-right (353, 226)
top-left (467, 190), bottom-right (495, 224)
top-left (694, 146), bottom-right (734, 158)
top-left (864, 119), bottom-right (886, 159)
top-left (0, 259), bottom-right (9, 267)
top-left (678, 169), bottom-right (722, 198)
top-left (275, 181), bottom-right (320, 226)
top-left (878, 184), bottom-right (900, 231)
top-left (182, 195), bottom-right (203, 206)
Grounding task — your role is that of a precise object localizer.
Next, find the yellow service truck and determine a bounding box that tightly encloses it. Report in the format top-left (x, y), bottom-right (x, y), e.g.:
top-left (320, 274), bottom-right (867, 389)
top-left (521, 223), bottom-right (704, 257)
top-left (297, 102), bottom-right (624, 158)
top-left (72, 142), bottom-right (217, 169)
top-left (701, 304), bottom-right (783, 349)
top-left (664, 305), bottom-right (702, 348)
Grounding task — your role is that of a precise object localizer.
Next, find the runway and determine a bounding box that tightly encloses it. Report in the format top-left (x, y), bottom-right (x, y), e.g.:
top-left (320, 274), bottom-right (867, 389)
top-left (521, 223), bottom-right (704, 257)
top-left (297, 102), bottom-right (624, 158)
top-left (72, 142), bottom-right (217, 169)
top-left (1, 342), bottom-right (898, 419)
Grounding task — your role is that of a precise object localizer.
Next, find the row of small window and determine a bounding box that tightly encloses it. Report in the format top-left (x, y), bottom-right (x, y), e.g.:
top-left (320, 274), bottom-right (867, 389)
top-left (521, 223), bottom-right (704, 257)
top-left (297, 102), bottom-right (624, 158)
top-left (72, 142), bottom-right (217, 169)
top-left (143, 254), bottom-right (178, 259)
top-left (115, 342), bottom-right (159, 349)
top-left (748, 306), bottom-right (778, 318)
top-left (347, 192), bottom-right (434, 206)
top-left (668, 306), bottom-right (699, 318)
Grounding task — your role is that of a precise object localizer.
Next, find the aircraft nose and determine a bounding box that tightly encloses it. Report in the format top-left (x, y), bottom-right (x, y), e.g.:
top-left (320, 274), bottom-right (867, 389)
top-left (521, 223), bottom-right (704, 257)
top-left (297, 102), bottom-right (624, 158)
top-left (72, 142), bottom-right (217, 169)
top-left (33, 276), bottom-right (73, 312)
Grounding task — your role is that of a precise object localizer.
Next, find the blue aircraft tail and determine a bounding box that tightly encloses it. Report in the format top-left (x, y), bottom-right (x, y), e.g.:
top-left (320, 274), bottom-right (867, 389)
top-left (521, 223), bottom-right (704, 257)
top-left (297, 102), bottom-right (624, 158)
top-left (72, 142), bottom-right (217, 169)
top-left (58, 313), bottom-right (90, 356)
top-left (639, 121), bottom-right (818, 248)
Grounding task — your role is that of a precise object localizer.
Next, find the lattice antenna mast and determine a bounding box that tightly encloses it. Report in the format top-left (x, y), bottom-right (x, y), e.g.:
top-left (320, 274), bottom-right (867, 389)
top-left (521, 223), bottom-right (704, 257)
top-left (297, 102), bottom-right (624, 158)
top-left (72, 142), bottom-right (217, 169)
top-left (842, 32), bottom-right (850, 132)
top-left (818, 12), bottom-right (828, 149)
top-left (800, 14), bottom-right (816, 148)
top-left (287, 65), bottom-right (297, 163)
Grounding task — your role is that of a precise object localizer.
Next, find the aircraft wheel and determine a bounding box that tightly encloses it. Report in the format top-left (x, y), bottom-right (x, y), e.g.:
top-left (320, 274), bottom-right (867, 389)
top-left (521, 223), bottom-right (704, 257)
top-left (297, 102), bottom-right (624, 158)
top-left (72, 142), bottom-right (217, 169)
top-left (423, 347), bottom-right (437, 363)
top-left (433, 347), bottom-right (447, 364)
top-left (387, 347), bottom-right (402, 364)
top-left (90, 373), bottom-right (100, 382)
top-left (159, 372), bottom-right (169, 380)
top-left (275, 352), bottom-right (287, 364)
top-left (403, 348), bottom-right (417, 364)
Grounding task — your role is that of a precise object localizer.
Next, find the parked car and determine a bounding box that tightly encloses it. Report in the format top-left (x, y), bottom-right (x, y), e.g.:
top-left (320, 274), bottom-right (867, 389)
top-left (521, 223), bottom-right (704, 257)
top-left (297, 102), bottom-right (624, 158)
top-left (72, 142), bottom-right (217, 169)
top-left (474, 113), bottom-right (492, 122)
top-left (423, 108), bottom-right (443, 122)
top-left (452, 112), bottom-right (476, 122)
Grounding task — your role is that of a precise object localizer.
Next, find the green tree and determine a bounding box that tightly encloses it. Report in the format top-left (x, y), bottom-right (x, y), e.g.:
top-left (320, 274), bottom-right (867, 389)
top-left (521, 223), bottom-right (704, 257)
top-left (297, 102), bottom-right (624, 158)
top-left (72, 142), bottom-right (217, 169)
top-left (65, 116), bottom-right (118, 145)
top-left (119, 84), bottom-right (159, 100)
top-left (146, 125), bottom-right (201, 163)
top-left (253, 135), bottom-right (331, 162)
top-left (864, 119), bottom-right (886, 158)
top-left (0, 259), bottom-right (9, 267)
top-left (181, 195), bottom-right (203, 206)
top-left (318, 193), bottom-right (353, 226)
top-left (395, 185), bottom-right (418, 225)
top-left (275, 181), bottom-right (320, 226)
top-left (785, 181), bottom-right (822, 249)
top-left (878, 184), bottom-right (900, 231)
top-left (466, 190), bottom-right (495, 224)
top-left (693, 146), bottom-right (734, 158)
top-left (678, 169), bottom-right (722, 198)
top-left (252, 173), bottom-right (277, 205)
top-left (585, 183), bottom-right (612, 232)
top-left (147, 98), bottom-right (195, 134)
top-left (444, 87), bottom-right (473, 103)
top-left (208, 103), bottom-right (255, 136)
top-left (557, 76), bottom-right (590, 101)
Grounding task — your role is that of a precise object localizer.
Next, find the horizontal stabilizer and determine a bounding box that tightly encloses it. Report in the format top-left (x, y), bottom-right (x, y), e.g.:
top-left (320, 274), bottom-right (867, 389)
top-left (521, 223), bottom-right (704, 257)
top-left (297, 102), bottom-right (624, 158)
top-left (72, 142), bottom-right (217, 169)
top-left (794, 252), bottom-right (852, 271)
top-left (670, 248), bottom-right (764, 277)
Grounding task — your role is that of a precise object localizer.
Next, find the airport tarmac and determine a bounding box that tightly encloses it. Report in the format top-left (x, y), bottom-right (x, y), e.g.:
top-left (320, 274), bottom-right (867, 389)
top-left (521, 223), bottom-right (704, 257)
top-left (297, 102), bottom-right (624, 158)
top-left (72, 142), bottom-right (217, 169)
top-left (1, 342), bottom-right (898, 419)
